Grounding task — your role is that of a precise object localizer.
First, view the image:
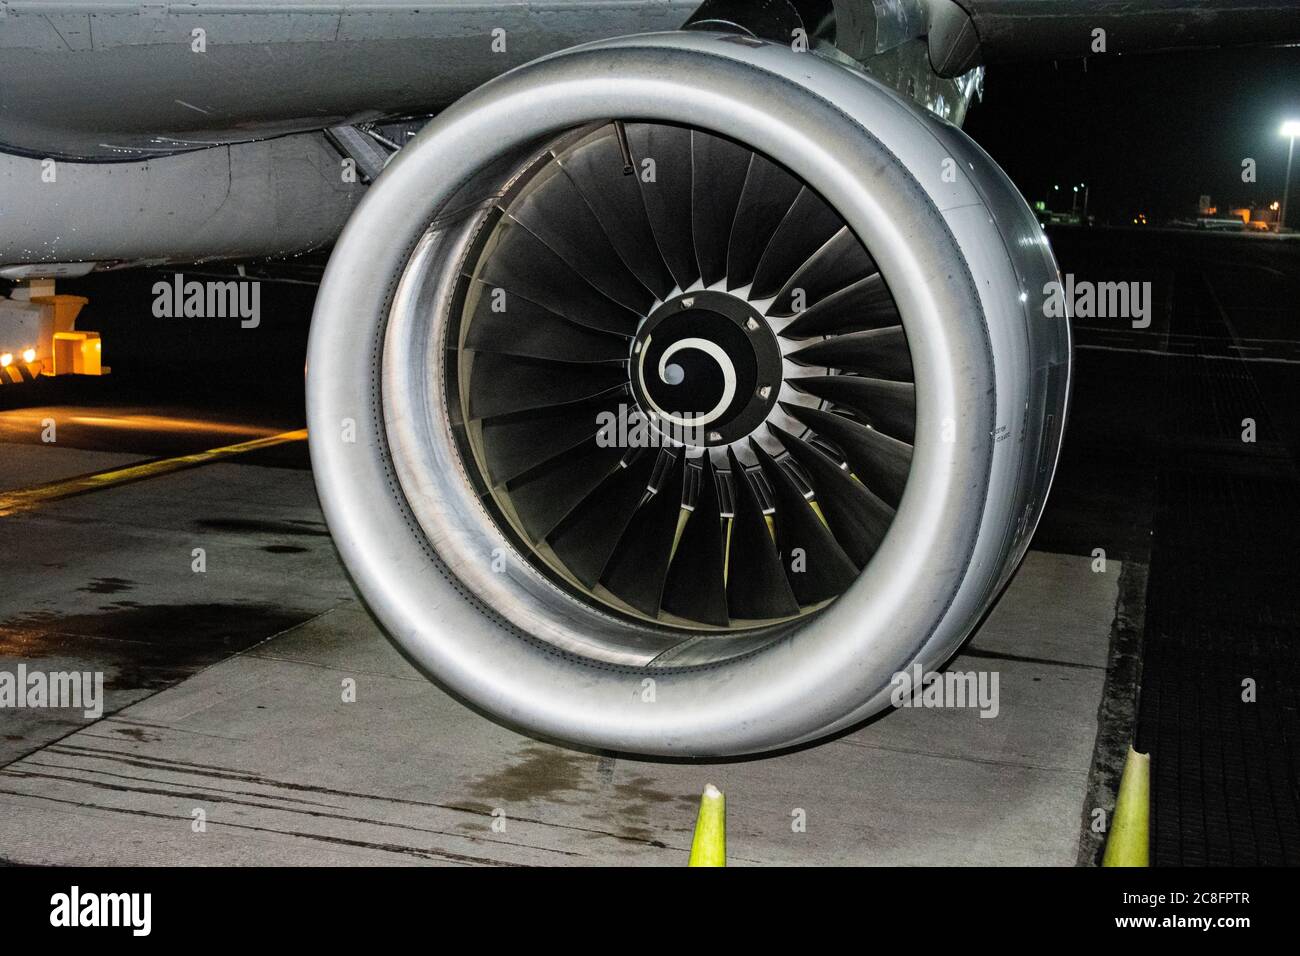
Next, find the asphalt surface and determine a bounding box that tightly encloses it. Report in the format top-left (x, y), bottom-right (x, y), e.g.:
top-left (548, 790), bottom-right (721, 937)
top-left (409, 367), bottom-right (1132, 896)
top-left (1051, 227), bottom-right (1300, 865)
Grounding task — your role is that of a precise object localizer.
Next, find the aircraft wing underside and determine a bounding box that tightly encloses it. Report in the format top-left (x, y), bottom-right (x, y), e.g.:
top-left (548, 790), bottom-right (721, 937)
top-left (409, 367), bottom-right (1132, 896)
top-left (2, 0), bottom-right (1298, 161)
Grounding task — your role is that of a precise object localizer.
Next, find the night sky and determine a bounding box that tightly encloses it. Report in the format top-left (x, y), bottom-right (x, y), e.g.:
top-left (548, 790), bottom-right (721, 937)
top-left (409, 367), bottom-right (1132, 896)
top-left (963, 45), bottom-right (1300, 224)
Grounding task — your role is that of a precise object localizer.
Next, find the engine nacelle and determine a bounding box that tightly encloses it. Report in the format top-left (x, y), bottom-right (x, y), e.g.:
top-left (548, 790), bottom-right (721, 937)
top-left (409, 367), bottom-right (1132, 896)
top-left (307, 31), bottom-right (1070, 757)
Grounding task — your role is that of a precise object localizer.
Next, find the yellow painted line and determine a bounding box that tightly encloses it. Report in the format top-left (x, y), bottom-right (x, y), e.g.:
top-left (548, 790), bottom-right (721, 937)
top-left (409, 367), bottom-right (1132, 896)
top-left (0, 429), bottom-right (307, 518)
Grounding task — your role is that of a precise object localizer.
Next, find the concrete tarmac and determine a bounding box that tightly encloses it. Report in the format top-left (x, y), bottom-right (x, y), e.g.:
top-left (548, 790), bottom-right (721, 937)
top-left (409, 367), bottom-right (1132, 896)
top-left (0, 440), bottom-right (1122, 866)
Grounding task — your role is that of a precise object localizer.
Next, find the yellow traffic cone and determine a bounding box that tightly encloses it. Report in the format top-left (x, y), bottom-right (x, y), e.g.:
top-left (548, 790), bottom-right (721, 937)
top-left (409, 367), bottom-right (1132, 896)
top-left (1102, 747), bottom-right (1150, 867)
top-left (688, 784), bottom-right (726, 867)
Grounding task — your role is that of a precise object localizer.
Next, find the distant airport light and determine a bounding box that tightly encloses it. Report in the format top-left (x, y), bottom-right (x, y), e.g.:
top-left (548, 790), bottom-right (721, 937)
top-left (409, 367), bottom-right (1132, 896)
top-left (1281, 120), bottom-right (1300, 232)
top-left (21, 348), bottom-right (36, 364)
top-left (0, 353), bottom-right (11, 368)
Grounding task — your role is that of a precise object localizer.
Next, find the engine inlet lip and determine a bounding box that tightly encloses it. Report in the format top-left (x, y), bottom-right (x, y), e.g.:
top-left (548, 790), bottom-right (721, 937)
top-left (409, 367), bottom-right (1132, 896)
top-left (309, 33), bottom-right (1045, 756)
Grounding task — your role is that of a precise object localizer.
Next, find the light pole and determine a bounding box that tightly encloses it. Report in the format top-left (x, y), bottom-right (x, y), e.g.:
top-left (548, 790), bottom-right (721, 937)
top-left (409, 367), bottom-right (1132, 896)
top-left (1280, 120), bottom-right (1300, 233)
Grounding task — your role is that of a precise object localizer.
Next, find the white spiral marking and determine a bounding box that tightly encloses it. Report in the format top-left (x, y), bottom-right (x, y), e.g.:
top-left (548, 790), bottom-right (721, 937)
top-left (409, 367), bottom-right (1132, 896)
top-left (638, 335), bottom-right (737, 428)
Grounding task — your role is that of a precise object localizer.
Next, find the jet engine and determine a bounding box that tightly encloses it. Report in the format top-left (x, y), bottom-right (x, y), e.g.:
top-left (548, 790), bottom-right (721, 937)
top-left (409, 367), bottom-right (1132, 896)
top-left (306, 30), bottom-right (1070, 756)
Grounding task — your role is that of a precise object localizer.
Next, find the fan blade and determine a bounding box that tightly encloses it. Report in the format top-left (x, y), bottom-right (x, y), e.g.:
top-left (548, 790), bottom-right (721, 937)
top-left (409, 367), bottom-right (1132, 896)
top-left (507, 161), bottom-right (656, 315)
top-left (725, 448), bottom-right (800, 620)
top-left (749, 187), bottom-right (844, 299)
top-left (476, 219), bottom-right (641, 337)
top-left (465, 283), bottom-right (631, 364)
top-left (749, 440), bottom-right (859, 605)
top-left (506, 437), bottom-right (626, 540)
top-left (467, 353), bottom-right (626, 420)
top-left (787, 325), bottom-right (913, 381)
top-left (626, 123), bottom-right (698, 291)
top-left (548, 450), bottom-right (659, 588)
top-left (769, 424), bottom-right (894, 568)
top-left (661, 455), bottom-right (729, 626)
top-left (789, 374), bottom-right (916, 443)
top-left (779, 274), bottom-right (898, 339)
top-left (768, 227), bottom-right (877, 317)
top-left (601, 451), bottom-right (686, 617)
top-left (480, 393), bottom-right (627, 485)
top-left (557, 127), bottom-right (676, 300)
top-left (726, 154), bottom-right (804, 291)
top-left (779, 401), bottom-right (912, 506)
top-left (691, 131), bottom-right (751, 287)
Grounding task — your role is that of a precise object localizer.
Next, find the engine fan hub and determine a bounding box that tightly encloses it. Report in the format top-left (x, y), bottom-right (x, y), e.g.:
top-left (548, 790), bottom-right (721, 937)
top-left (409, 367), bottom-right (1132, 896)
top-left (631, 291), bottom-right (782, 447)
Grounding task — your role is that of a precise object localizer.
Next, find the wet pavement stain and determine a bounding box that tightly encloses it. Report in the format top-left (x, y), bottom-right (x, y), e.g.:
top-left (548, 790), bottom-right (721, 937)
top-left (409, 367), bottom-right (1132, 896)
top-left (465, 744), bottom-right (590, 804)
top-left (78, 577), bottom-right (136, 595)
top-left (112, 727), bottom-right (161, 743)
top-left (7, 611), bottom-right (56, 625)
top-left (579, 773), bottom-right (695, 845)
top-left (613, 775), bottom-right (689, 807)
top-left (0, 603), bottom-right (313, 689)
top-left (197, 518), bottom-right (329, 537)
